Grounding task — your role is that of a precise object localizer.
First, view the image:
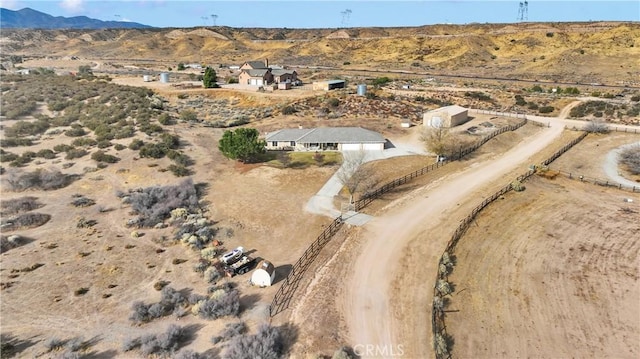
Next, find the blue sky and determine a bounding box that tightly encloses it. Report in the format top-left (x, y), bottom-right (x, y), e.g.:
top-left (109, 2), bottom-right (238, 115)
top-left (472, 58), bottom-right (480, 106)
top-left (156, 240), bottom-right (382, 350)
top-left (1, 0), bottom-right (638, 28)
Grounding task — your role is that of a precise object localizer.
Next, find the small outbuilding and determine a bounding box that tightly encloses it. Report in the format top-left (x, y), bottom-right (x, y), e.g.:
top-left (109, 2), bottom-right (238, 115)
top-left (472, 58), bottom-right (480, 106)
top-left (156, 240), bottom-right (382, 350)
top-left (251, 260), bottom-right (276, 287)
top-left (423, 105), bottom-right (469, 128)
top-left (313, 80), bottom-right (346, 91)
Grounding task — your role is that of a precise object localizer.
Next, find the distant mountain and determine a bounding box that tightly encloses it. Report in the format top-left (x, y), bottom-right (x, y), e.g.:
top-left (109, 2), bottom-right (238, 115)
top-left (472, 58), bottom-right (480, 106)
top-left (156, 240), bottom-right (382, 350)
top-left (0, 7), bottom-right (152, 29)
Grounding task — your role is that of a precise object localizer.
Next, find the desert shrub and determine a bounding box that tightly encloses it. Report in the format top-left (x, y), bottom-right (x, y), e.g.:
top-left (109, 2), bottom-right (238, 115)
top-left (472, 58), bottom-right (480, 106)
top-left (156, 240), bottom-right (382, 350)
top-left (204, 266), bottom-right (222, 284)
top-left (212, 322), bottom-right (247, 344)
top-left (158, 113), bottom-right (175, 125)
top-left (0, 196), bottom-right (42, 215)
top-left (281, 106), bottom-right (297, 115)
top-left (167, 150), bottom-right (193, 166)
top-left (71, 196), bottom-right (95, 207)
top-left (175, 349), bottom-right (204, 359)
top-left (583, 120), bottom-right (610, 134)
top-left (1, 137), bottom-right (34, 147)
top-left (129, 301), bottom-right (151, 324)
top-left (180, 110), bottom-right (198, 122)
top-left (53, 144), bottom-right (74, 153)
top-left (114, 143), bottom-right (126, 151)
top-left (168, 164), bottom-right (192, 177)
top-left (631, 95), bottom-right (640, 102)
top-left (527, 102), bottom-right (539, 110)
top-left (0, 235), bottom-right (28, 253)
top-left (129, 139), bottom-right (144, 150)
top-left (65, 125), bottom-right (86, 137)
top-left (197, 289), bottom-right (240, 319)
top-left (332, 347), bottom-right (353, 359)
top-left (538, 106), bottom-right (554, 114)
top-left (36, 149), bottom-right (56, 159)
top-left (45, 338), bottom-right (66, 352)
top-left (465, 91), bottom-right (492, 102)
top-left (4, 119), bottom-right (50, 137)
top-left (1, 212), bottom-right (51, 230)
top-left (65, 148), bottom-right (88, 160)
top-left (224, 324), bottom-right (284, 359)
top-left (620, 145), bottom-right (640, 175)
top-left (139, 143), bottom-right (168, 158)
top-left (371, 77), bottom-right (391, 86)
top-left (3, 168), bottom-right (75, 191)
top-left (126, 324), bottom-right (189, 357)
top-left (326, 97), bottom-right (340, 108)
top-left (91, 150), bottom-right (119, 163)
top-left (514, 95), bottom-right (527, 106)
top-left (128, 179), bottom-right (199, 227)
top-left (97, 140), bottom-right (113, 149)
top-left (0, 149), bottom-right (19, 163)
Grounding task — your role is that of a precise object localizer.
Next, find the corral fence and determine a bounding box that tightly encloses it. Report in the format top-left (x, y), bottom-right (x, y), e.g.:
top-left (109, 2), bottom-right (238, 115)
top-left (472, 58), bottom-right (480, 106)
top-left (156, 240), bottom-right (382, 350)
top-left (431, 132), bottom-right (588, 359)
top-left (354, 118), bottom-right (528, 211)
top-left (565, 125), bottom-right (640, 134)
top-left (545, 168), bottom-right (640, 193)
top-left (469, 109), bottom-right (549, 127)
top-left (269, 216), bottom-right (343, 318)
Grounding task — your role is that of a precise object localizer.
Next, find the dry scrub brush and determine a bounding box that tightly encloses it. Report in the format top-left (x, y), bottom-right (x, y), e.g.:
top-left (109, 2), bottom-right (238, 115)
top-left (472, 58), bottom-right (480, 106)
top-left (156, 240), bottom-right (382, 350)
top-left (3, 168), bottom-right (77, 191)
top-left (619, 145), bottom-right (640, 175)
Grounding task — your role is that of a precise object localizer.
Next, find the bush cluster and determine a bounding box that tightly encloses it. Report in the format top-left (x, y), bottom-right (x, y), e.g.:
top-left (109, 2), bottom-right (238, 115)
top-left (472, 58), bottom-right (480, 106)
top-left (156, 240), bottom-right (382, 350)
top-left (1, 196), bottom-right (43, 216)
top-left (192, 287), bottom-right (240, 320)
top-left (212, 322), bottom-right (247, 344)
top-left (91, 150), bottom-right (119, 163)
top-left (620, 145), bottom-right (640, 175)
top-left (1, 212), bottom-right (51, 231)
top-left (129, 286), bottom-right (187, 324)
top-left (224, 324), bottom-right (284, 359)
top-left (464, 91), bottom-right (492, 102)
top-left (122, 324), bottom-right (189, 357)
top-left (0, 235), bottom-right (27, 253)
top-left (3, 168), bottom-right (76, 191)
top-left (127, 179), bottom-right (199, 227)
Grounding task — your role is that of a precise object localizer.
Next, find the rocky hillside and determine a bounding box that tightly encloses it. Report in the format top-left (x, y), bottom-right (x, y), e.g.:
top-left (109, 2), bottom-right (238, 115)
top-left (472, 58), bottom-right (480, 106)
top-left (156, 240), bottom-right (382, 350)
top-left (1, 22), bottom-right (638, 84)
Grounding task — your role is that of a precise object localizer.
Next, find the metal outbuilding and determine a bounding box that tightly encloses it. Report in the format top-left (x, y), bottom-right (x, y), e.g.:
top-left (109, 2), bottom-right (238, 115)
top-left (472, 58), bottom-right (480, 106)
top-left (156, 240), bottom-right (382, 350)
top-left (251, 260), bottom-right (276, 287)
top-left (313, 80), bottom-right (346, 91)
top-left (423, 105), bottom-right (469, 128)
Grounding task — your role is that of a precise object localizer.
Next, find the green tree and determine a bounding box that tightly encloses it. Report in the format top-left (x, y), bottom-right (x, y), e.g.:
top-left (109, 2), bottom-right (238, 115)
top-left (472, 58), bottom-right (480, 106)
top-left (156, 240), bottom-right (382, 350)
top-left (218, 128), bottom-right (266, 163)
top-left (203, 67), bottom-right (218, 88)
top-left (177, 63), bottom-right (186, 71)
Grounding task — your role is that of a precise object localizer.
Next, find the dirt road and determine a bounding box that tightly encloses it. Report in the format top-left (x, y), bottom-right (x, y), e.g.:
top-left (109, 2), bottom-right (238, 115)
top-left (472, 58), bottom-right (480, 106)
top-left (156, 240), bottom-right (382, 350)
top-left (343, 121), bottom-right (565, 357)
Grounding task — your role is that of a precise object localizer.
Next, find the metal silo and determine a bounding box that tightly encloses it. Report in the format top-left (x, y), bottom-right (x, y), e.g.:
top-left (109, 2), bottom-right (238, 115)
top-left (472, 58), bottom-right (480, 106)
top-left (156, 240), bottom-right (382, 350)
top-left (159, 73), bottom-right (170, 83)
top-left (357, 84), bottom-right (367, 96)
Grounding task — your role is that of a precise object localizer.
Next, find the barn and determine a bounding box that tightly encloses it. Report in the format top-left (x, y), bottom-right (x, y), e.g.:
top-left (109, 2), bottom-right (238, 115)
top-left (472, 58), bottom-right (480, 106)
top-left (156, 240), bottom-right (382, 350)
top-left (264, 127), bottom-right (386, 151)
top-left (423, 105), bottom-right (469, 128)
top-left (251, 260), bottom-right (276, 287)
top-left (312, 80), bottom-right (346, 91)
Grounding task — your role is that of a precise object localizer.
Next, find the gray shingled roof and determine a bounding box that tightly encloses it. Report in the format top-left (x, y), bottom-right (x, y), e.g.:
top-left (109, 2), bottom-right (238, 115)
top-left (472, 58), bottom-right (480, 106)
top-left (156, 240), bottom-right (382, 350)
top-left (244, 61), bottom-right (267, 69)
top-left (271, 69), bottom-right (296, 76)
top-left (243, 69), bottom-right (270, 77)
top-left (265, 127), bottom-right (385, 144)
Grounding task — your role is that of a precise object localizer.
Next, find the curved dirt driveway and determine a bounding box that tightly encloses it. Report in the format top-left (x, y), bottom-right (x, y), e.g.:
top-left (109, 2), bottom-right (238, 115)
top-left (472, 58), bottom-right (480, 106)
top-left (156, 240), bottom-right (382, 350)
top-left (344, 122), bottom-right (566, 357)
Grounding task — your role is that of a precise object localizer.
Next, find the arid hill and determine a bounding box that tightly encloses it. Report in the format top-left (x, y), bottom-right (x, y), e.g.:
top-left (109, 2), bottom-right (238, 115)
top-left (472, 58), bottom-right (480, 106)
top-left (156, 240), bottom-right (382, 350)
top-left (1, 22), bottom-right (639, 85)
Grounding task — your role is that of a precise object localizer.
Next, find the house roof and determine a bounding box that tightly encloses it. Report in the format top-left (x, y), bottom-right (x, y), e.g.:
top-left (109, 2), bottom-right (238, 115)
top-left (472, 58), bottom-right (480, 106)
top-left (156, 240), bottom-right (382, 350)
top-left (255, 260), bottom-right (275, 275)
top-left (271, 69), bottom-right (296, 76)
top-left (266, 127), bottom-right (386, 144)
top-left (242, 69), bottom-right (270, 77)
top-left (426, 105), bottom-right (468, 116)
top-left (243, 60), bottom-right (267, 69)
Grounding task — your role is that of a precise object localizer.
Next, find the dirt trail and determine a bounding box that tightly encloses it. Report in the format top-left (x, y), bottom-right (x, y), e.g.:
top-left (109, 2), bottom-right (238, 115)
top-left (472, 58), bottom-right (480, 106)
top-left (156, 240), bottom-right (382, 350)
top-left (343, 122), bottom-right (565, 357)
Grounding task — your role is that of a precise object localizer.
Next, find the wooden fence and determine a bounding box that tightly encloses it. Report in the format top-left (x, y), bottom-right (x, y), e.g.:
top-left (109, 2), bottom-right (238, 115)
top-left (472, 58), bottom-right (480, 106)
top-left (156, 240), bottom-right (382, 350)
top-left (547, 168), bottom-right (640, 193)
top-left (354, 119), bottom-right (528, 211)
top-left (431, 132), bottom-right (587, 358)
top-left (269, 216), bottom-right (343, 317)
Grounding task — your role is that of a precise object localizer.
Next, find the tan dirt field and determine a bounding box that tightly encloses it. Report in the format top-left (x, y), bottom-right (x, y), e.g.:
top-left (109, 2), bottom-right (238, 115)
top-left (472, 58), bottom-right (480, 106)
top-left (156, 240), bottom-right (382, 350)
top-left (446, 175), bottom-right (640, 358)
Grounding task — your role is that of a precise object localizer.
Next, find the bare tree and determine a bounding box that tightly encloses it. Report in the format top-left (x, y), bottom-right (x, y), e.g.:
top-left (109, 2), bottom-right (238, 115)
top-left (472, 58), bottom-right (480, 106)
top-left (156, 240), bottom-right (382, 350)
top-left (421, 125), bottom-right (453, 158)
top-left (336, 151), bottom-right (377, 204)
top-left (583, 120), bottom-right (610, 134)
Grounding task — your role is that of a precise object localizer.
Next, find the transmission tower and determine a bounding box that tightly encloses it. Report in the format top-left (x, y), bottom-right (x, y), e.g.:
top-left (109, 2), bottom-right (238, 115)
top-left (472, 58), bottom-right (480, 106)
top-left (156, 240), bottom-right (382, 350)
top-left (340, 9), bottom-right (352, 27)
top-left (517, 1), bottom-right (529, 21)
top-left (211, 14), bottom-right (218, 26)
top-left (201, 16), bottom-right (208, 26)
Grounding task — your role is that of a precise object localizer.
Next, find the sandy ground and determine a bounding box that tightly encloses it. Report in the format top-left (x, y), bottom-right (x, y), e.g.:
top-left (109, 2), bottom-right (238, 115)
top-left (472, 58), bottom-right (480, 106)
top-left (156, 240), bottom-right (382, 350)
top-left (446, 176), bottom-right (640, 358)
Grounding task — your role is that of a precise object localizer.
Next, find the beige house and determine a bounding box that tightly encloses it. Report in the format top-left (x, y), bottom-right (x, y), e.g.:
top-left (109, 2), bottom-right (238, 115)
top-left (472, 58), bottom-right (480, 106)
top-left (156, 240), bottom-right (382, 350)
top-left (423, 105), bottom-right (469, 128)
top-left (238, 59), bottom-right (298, 86)
top-left (265, 127), bottom-right (386, 151)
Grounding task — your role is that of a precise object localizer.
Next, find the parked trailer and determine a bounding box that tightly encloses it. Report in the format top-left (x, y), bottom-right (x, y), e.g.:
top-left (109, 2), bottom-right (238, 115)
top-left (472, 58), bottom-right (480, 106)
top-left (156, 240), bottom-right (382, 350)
top-left (224, 256), bottom-right (256, 277)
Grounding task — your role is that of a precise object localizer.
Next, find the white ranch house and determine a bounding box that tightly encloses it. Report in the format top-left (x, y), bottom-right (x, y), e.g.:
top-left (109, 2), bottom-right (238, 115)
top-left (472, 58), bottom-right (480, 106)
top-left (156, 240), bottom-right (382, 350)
top-left (265, 127), bottom-right (386, 151)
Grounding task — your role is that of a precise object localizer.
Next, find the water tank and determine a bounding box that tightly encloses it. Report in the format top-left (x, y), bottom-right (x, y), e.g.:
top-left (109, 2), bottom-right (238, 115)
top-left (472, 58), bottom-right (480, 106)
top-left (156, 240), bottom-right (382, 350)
top-left (159, 73), bottom-right (170, 83)
top-left (142, 75), bottom-right (151, 82)
top-left (357, 84), bottom-right (367, 96)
